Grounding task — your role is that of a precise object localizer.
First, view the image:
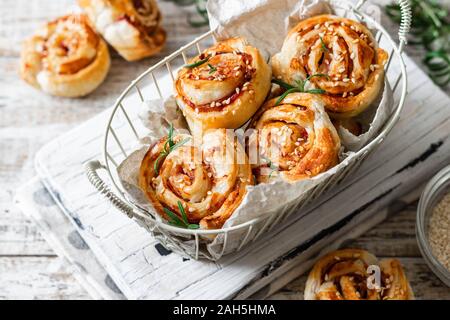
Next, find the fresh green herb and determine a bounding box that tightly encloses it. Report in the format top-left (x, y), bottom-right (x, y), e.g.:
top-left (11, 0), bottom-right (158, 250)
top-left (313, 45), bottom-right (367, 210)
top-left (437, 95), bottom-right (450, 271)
top-left (164, 201), bottom-right (200, 229)
top-left (261, 156), bottom-right (278, 179)
top-left (207, 63), bottom-right (217, 74)
top-left (154, 124), bottom-right (190, 173)
top-left (164, 0), bottom-right (209, 27)
top-left (272, 74), bottom-right (329, 105)
top-left (385, 0), bottom-right (449, 87)
top-left (320, 36), bottom-right (330, 53)
top-left (184, 55), bottom-right (211, 68)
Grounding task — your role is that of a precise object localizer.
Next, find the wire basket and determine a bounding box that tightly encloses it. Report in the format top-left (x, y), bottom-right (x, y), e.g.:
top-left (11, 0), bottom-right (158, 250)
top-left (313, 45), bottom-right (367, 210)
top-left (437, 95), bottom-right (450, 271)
top-left (85, 0), bottom-right (412, 260)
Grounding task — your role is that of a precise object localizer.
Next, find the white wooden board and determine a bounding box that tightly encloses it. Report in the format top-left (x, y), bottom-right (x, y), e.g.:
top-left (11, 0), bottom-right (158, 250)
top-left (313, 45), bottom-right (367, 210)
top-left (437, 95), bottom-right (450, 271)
top-left (29, 48), bottom-right (450, 299)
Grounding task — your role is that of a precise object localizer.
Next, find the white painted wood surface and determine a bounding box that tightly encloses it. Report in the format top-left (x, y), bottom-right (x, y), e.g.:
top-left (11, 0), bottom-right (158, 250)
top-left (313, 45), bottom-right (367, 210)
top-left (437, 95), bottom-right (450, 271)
top-left (1, 0), bottom-right (450, 299)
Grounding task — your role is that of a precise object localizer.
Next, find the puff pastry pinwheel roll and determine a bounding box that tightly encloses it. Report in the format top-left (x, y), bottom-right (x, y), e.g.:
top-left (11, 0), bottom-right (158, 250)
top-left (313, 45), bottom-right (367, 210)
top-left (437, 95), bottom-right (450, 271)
top-left (20, 14), bottom-right (110, 98)
top-left (272, 15), bottom-right (388, 118)
top-left (175, 37), bottom-right (271, 134)
top-left (249, 93), bottom-right (340, 184)
top-left (79, 0), bottom-right (166, 61)
top-left (304, 249), bottom-right (414, 300)
top-left (139, 129), bottom-right (253, 230)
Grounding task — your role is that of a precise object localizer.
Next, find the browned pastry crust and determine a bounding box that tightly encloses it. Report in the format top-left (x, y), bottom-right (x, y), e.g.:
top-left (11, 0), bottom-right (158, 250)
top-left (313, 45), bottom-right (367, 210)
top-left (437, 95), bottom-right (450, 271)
top-left (20, 14), bottom-right (110, 97)
top-left (175, 37), bottom-right (271, 134)
top-left (138, 130), bottom-right (253, 229)
top-left (272, 14), bottom-right (388, 118)
top-left (249, 93), bottom-right (340, 183)
top-left (304, 249), bottom-right (414, 300)
top-left (79, 0), bottom-right (166, 61)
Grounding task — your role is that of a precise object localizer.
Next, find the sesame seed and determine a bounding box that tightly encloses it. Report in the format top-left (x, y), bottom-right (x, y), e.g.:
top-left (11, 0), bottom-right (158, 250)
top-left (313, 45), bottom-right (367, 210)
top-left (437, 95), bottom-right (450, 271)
top-left (350, 52), bottom-right (356, 59)
top-left (375, 74), bottom-right (380, 81)
top-left (324, 22), bottom-right (330, 27)
top-left (314, 24), bottom-right (321, 29)
top-left (342, 92), bottom-right (347, 97)
top-left (235, 71), bottom-right (241, 77)
top-left (188, 207), bottom-right (195, 212)
top-left (340, 22), bottom-right (346, 27)
top-left (343, 77), bottom-right (350, 82)
top-left (305, 170), bottom-right (312, 175)
top-left (195, 108), bottom-right (199, 113)
top-left (277, 75), bottom-right (282, 79)
top-left (351, 78), bottom-right (356, 84)
top-left (207, 191), bottom-right (212, 195)
top-left (249, 90), bottom-right (254, 95)
top-left (352, 39), bottom-right (359, 43)
top-left (210, 101), bottom-right (215, 107)
top-left (339, 67), bottom-right (345, 73)
top-left (236, 87), bottom-right (240, 94)
top-left (233, 66), bottom-right (240, 71)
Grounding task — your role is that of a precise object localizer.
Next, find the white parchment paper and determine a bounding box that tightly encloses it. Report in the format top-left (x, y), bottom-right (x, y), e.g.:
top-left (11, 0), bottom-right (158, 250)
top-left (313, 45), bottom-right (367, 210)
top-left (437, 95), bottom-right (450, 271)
top-left (117, 0), bottom-right (394, 259)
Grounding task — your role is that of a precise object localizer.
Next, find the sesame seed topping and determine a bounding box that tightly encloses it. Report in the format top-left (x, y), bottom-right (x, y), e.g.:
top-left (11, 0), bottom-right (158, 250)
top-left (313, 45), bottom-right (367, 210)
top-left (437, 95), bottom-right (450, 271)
top-left (314, 24), bottom-right (321, 29)
top-left (352, 39), bottom-right (359, 43)
top-left (343, 77), bottom-right (350, 82)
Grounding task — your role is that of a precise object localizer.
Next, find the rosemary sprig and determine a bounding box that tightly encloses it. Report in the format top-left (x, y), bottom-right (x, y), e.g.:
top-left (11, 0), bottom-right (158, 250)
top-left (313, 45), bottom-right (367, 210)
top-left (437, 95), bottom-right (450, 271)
top-left (154, 124), bottom-right (190, 173)
top-left (207, 63), bottom-right (217, 74)
top-left (272, 73), bottom-right (330, 105)
top-left (385, 0), bottom-right (450, 87)
top-left (164, 0), bottom-right (209, 27)
top-left (164, 201), bottom-right (200, 229)
top-left (262, 156), bottom-right (278, 179)
top-left (184, 55), bottom-right (211, 68)
top-left (320, 36), bottom-right (330, 53)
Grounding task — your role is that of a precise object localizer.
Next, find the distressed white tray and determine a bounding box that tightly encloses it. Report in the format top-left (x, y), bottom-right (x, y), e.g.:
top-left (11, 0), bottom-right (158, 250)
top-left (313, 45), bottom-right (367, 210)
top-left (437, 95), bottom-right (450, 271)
top-left (30, 51), bottom-right (450, 299)
top-left (15, 176), bottom-right (422, 300)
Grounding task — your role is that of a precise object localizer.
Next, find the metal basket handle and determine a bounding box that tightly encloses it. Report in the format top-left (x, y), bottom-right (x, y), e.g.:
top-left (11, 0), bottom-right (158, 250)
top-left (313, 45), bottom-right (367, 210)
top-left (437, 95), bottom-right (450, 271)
top-left (356, 0), bottom-right (412, 53)
top-left (85, 160), bottom-right (135, 218)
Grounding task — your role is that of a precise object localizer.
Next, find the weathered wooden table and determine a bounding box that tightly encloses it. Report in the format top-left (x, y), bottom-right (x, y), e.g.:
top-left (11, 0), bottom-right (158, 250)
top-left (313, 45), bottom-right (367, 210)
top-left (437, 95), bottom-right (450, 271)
top-left (1, 0), bottom-right (449, 299)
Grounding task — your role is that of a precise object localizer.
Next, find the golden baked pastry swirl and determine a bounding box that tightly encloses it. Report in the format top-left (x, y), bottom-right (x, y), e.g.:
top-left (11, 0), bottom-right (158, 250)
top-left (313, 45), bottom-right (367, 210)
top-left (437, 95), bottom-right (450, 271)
top-left (175, 37), bottom-right (271, 134)
top-left (20, 14), bottom-right (110, 98)
top-left (304, 249), bottom-right (414, 300)
top-left (79, 0), bottom-right (166, 61)
top-left (272, 15), bottom-right (388, 118)
top-left (249, 93), bottom-right (340, 183)
top-left (139, 129), bottom-right (253, 229)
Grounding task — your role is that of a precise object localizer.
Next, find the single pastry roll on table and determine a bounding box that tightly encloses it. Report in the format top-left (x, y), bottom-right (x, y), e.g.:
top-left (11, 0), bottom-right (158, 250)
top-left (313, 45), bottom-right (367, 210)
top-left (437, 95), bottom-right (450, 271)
top-left (304, 249), bottom-right (414, 300)
top-left (139, 129), bottom-right (253, 230)
top-left (79, 0), bottom-right (166, 61)
top-left (249, 93), bottom-right (340, 183)
top-left (175, 37), bottom-right (271, 134)
top-left (272, 15), bottom-right (388, 118)
top-left (20, 14), bottom-right (110, 98)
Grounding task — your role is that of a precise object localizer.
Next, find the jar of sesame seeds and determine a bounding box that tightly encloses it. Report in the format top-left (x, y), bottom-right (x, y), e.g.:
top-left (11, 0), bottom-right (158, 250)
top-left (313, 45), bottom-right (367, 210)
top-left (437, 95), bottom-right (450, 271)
top-left (416, 165), bottom-right (450, 287)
